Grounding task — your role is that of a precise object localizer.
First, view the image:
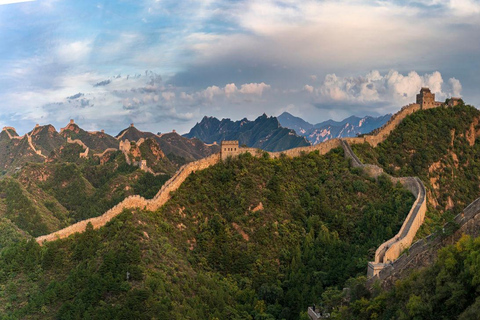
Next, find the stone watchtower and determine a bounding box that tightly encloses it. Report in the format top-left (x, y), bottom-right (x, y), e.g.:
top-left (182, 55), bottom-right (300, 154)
top-left (416, 87), bottom-right (436, 109)
top-left (221, 140), bottom-right (239, 160)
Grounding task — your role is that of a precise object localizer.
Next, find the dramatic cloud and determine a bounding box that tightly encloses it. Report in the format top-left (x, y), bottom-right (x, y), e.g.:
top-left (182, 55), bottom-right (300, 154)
top-left (0, 0), bottom-right (478, 134)
top-left (93, 80), bottom-right (111, 87)
top-left (314, 70), bottom-right (461, 105)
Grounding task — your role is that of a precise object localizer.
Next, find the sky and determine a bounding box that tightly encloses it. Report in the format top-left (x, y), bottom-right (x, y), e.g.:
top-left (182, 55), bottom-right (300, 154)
top-left (0, 0), bottom-right (479, 135)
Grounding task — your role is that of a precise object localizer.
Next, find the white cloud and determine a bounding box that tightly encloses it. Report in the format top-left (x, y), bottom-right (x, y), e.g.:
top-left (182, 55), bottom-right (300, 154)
top-left (239, 82), bottom-right (271, 95)
top-left (449, 78), bottom-right (462, 97)
top-left (314, 70), bottom-right (462, 105)
top-left (56, 40), bottom-right (92, 64)
top-left (224, 83), bottom-right (238, 97)
top-left (161, 91), bottom-right (175, 101)
top-left (449, 0), bottom-right (480, 16)
top-left (303, 85), bottom-right (314, 93)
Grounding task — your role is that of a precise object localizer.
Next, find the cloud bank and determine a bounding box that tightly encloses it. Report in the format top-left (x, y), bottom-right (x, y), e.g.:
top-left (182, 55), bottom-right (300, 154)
top-left (315, 70), bottom-right (462, 105)
top-left (0, 0), bottom-right (478, 134)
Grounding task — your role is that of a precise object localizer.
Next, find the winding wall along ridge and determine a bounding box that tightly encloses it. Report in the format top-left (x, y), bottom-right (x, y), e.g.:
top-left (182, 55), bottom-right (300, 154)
top-left (36, 154), bottom-right (221, 244)
top-left (36, 101), bottom-right (428, 249)
top-left (340, 140), bottom-right (427, 277)
top-left (371, 195), bottom-right (480, 289)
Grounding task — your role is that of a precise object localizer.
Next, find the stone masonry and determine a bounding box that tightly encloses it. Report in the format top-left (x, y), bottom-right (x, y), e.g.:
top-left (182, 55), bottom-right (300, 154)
top-left (340, 140), bottom-right (427, 277)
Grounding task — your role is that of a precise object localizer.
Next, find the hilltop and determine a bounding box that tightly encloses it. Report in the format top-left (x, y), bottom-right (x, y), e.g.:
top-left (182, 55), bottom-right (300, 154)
top-left (0, 121), bottom-right (219, 176)
top-left (0, 148), bottom-right (415, 319)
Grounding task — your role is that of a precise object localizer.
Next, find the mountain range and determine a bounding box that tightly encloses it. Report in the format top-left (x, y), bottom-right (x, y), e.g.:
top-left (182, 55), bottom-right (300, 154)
top-left (0, 122), bottom-right (219, 175)
top-left (184, 113), bottom-right (310, 151)
top-left (277, 111), bottom-right (391, 144)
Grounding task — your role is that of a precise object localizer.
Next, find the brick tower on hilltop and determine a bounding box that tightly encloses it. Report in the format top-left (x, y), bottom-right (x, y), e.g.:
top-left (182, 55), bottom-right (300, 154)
top-left (221, 140), bottom-right (239, 160)
top-left (416, 87), bottom-right (442, 109)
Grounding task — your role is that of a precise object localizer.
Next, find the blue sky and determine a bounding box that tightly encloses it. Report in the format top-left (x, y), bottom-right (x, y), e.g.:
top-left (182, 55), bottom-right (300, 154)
top-left (0, 0), bottom-right (479, 135)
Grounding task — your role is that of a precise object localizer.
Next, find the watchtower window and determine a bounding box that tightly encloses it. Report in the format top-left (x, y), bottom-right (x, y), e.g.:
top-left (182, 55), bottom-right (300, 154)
top-left (234, 148), bottom-right (236, 151)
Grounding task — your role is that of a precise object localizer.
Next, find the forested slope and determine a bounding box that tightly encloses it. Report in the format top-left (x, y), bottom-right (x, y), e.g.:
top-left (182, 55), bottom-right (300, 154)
top-left (352, 104), bottom-right (480, 236)
top-left (0, 149), bottom-right (414, 319)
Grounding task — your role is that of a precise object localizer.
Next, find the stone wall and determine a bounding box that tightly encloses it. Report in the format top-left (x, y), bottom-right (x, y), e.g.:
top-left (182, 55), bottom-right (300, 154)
top-left (27, 134), bottom-right (46, 158)
top-left (93, 148), bottom-right (118, 157)
top-left (36, 195), bottom-right (149, 244)
top-left (340, 140), bottom-right (427, 278)
top-left (36, 97), bottom-right (434, 246)
top-left (146, 153), bottom-right (221, 210)
top-left (270, 138), bottom-right (343, 158)
top-left (375, 177), bottom-right (426, 263)
top-left (36, 153), bottom-right (221, 244)
top-left (372, 196), bottom-right (480, 289)
top-left (2, 127), bottom-right (22, 140)
top-left (362, 104), bottom-right (421, 147)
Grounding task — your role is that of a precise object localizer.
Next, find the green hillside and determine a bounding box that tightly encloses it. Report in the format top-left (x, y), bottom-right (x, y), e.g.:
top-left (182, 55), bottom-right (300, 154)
top-left (0, 149), bottom-right (170, 238)
top-left (0, 149), bottom-right (414, 319)
top-left (352, 103), bottom-right (480, 236)
top-left (320, 234), bottom-right (480, 320)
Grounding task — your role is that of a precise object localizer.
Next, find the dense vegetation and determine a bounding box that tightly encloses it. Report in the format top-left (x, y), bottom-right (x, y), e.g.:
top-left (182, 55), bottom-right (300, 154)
top-left (320, 234), bottom-right (480, 319)
top-left (0, 149), bottom-right (414, 319)
top-left (352, 104), bottom-right (480, 235)
top-left (0, 149), bottom-right (170, 237)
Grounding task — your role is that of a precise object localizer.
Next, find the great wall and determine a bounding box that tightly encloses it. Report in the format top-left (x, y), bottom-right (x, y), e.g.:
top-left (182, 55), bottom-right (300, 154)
top-left (27, 88), bottom-right (475, 286)
top-left (376, 196), bottom-right (480, 288)
top-left (35, 153), bottom-right (221, 244)
top-left (340, 140), bottom-right (427, 277)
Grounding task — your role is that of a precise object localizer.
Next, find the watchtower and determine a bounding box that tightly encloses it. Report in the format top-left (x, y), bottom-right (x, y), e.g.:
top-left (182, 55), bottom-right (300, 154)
top-left (416, 87), bottom-right (436, 109)
top-left (448, 97), bottom-right (462, 107)
top-left (221, 140), bottom-right (239, 160)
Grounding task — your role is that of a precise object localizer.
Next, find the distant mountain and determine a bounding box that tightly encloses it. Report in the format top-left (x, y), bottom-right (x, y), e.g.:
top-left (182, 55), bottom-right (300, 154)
top-left (60, 121), bottom-right (118, 151)
top-left (0, 121), bottom-right (219, 175)
top-left (0, 128), bottom-right (44, 174)
top-left (278, 112), bottom-right (391, 145)
top-left (29, 125), bottom-right (66, 155)
top-left (116, 125), bottom-right (220, 163)
top-left (276, 112), bottom-right (314, 135)
top-left (184, 114), bottom-right (310, 152)
top-left (116, 125), bottom-right (157, 142)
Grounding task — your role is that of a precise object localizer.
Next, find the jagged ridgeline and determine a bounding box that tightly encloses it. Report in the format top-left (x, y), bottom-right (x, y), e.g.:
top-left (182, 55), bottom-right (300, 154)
top-left (0, 121), bottom-right (219, 176)
top-left (0, 149), bottom-right (415, 319)
top-left (352, 103), bottom-right (480, 235)
top-left (184, 113), bottom-right (311, 151)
